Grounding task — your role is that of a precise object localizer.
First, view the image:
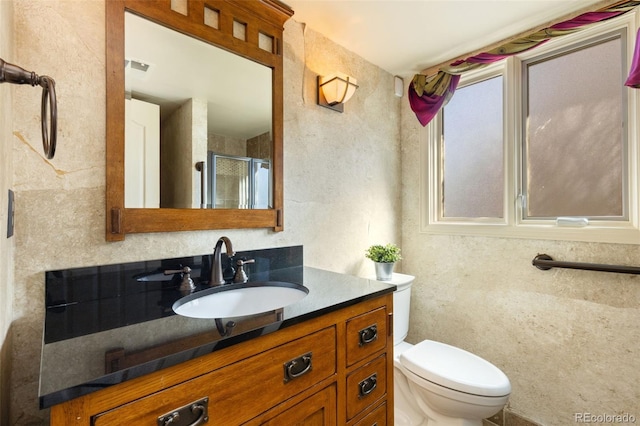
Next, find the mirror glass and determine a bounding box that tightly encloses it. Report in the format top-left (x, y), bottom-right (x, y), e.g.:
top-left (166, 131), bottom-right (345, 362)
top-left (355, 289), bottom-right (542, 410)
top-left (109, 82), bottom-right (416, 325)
top-left (124, 12), bottom-right (273, 209)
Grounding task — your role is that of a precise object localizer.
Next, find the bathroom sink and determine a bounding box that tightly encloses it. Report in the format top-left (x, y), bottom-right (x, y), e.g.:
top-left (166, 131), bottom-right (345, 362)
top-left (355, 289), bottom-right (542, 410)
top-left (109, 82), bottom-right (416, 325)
top-left (172, 281), bottom-right (309, 319)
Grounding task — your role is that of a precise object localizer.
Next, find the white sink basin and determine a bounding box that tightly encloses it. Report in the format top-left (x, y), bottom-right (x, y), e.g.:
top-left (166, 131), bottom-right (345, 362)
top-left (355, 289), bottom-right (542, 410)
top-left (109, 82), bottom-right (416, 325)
top-left (172, 282), bottom-right (309, 319)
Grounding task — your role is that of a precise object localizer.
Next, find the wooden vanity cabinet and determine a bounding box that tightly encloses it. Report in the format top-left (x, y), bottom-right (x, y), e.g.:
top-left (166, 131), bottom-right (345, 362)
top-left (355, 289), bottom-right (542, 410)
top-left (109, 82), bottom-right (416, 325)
top-left (49, 293), bottom-right (394, 425)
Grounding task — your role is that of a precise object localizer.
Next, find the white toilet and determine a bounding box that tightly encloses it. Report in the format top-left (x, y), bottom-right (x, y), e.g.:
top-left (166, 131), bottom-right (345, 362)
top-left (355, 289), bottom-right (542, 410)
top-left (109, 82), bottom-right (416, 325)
top-left (386, 273), bottom-right (511, 426)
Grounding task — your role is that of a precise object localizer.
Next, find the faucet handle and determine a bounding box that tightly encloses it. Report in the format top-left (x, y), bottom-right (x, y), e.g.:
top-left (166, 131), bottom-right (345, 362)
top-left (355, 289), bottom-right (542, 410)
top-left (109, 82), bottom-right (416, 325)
top-left (163, 266), bottom-right (192, 275)
top-left (163, 266), bottom-right (196, 293)
top-left (233, 259), bottom-right (255, 283)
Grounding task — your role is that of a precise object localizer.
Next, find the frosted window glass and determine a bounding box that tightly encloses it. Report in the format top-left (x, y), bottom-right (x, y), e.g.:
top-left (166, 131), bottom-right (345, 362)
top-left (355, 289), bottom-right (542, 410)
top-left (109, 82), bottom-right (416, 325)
top-left (442, 76), bottom-right (504, 218)
top-left (526, 37), bottom-right (624, 218)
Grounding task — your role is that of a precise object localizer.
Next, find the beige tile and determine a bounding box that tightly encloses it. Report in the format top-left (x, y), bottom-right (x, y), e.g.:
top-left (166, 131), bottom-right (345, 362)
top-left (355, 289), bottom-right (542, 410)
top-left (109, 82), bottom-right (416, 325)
top-left (505, 411), bottom-right (543, 426)
top-left (485, 409), bottom-right (504, 426)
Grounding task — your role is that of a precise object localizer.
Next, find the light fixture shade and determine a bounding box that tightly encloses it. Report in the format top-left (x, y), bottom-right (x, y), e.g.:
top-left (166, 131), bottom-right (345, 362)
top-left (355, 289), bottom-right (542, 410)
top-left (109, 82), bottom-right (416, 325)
top-left (317, 72), bottom-right (358, 112)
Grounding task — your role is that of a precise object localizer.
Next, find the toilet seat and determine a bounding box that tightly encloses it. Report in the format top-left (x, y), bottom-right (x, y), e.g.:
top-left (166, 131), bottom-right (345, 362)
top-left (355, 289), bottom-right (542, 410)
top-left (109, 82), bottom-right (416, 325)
top-left (399, 340), bottom-right (511, 397)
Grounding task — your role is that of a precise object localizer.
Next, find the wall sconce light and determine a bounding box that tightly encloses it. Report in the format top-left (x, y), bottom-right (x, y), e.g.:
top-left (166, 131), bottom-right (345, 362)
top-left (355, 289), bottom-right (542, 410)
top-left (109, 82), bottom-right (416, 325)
top-left (317, 72), bottom-right (358, 113)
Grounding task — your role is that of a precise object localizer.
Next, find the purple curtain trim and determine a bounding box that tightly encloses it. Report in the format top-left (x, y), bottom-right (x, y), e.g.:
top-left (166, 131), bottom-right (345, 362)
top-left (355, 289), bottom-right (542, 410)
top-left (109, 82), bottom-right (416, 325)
top-left (550, 11), bottom-right (623, 30)
top-left (453, 41), bottom-right (550, 67)
top-left (465, 53), bottom-right (509, 64)
top-left (408, 74), bottom-right (460, 127)
top-left (410, 1), bottom-right (640, 124)
top-left (625, 29), bottom-right (640, 87)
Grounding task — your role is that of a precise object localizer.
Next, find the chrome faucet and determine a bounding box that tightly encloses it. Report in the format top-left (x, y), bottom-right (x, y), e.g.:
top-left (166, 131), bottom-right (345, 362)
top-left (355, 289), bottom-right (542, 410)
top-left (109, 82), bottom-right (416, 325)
top-left (210, 236), bottom-right (235, 286)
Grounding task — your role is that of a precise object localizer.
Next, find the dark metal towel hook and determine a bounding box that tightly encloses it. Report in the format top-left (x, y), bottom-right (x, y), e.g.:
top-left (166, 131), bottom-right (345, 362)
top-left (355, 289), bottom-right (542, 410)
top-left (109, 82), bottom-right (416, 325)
top-left (0, 58), bottom-right (57, 159)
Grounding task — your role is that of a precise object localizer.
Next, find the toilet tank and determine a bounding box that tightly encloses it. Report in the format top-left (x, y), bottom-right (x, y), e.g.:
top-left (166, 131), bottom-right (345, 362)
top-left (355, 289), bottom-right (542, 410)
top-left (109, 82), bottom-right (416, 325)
top-left (386, 273), bottom-right (415, 346)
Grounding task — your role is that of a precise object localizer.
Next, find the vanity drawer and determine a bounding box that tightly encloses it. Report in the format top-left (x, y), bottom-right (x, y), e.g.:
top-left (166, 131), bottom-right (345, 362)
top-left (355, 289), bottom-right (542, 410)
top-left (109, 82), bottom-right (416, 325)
top-left (346, 354), bottom-right (387, 421)
top-left (92, 326), bottom-right (337, 425)
top-left (256, 383), bottom-right (337, 425)
top-left (346, 306), bottom-right (388, 366)
top-left (352, 401), bottom-right (387, 426)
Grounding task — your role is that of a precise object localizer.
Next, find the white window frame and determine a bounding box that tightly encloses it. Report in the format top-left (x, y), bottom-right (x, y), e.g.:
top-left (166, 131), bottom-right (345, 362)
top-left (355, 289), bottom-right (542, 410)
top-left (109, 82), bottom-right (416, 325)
top-left (420, 12), bottom-right (640, 244)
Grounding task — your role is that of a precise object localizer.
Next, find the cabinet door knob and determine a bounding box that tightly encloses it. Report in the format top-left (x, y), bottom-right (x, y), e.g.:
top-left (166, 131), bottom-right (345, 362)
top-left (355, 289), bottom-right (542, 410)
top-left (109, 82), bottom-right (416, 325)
top-left (283, 352), bottom-right (313, 382)
top-left (358, 324), bottom-right (378, 346)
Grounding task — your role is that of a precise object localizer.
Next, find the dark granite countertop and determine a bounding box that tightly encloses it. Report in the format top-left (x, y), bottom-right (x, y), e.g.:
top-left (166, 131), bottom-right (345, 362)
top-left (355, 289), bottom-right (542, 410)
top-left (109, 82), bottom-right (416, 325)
top-left (39, 246), bottom-right (395, 409)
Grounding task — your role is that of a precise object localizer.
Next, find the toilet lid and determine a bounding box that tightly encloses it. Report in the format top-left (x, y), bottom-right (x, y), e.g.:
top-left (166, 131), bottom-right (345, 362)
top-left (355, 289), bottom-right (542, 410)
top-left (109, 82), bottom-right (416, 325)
top-left (399, 340), bottom-right (511, 397)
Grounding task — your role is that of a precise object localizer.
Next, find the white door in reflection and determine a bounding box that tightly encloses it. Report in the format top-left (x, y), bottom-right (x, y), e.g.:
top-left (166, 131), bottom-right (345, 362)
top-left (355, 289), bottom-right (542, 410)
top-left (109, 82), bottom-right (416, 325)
top-left (125, 98), bottom-right (160, 208)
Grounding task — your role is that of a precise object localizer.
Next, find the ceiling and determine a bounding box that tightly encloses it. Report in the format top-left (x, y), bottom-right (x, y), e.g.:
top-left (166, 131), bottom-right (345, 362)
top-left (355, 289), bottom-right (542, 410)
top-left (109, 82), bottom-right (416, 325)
top-left (285, 0), bottom-right (605, 78)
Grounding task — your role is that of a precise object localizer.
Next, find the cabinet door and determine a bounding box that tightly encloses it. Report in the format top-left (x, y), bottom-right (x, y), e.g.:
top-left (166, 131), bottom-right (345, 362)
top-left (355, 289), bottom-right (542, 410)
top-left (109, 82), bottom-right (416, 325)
top-left (257, 384), bottom-right (337, 426)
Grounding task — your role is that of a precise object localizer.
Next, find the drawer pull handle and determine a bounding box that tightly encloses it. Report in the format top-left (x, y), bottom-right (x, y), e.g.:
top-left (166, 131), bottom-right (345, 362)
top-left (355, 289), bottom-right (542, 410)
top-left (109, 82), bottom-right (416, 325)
top-left (359, 324), bottom-right (378, 346)
top-left (189, 404), bottom-right (208, 426)
top-left (283, 352), bottom-right (312, 382)
top-left (157, 397), bottom-right (209, 426)
top-left (358, 373), bottom-right (377, 398)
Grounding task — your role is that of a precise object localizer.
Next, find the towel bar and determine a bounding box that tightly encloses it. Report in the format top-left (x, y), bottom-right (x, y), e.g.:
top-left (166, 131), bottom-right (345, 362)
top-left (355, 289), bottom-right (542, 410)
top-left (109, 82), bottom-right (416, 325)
top-left (532, 254), bottom-right (640, 275)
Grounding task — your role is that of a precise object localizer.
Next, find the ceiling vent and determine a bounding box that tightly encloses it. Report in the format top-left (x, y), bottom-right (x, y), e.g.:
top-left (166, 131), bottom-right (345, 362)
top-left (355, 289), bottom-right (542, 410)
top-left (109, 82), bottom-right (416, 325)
top-left (125, 58), bottom-right (153, 81)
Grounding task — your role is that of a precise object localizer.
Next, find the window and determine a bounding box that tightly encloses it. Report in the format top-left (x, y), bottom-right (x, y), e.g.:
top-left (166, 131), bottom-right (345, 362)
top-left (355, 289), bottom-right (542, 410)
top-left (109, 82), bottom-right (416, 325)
top-left (524, 35), bottom-right (625, 220)
top-left (422, 15), bottom-right (639, 244)
top-left (442, 75), bottom-right (504, 220)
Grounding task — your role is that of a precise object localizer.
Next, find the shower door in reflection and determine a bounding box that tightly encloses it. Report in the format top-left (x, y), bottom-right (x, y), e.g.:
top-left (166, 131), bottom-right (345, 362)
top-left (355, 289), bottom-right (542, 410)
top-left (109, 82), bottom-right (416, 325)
top-left (209, 152), bottom-right (272, 209)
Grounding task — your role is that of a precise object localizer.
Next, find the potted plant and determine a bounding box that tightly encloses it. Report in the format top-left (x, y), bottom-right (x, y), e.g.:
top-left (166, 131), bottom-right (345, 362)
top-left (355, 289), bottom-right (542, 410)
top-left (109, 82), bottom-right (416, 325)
top-left (365, 243), bottom-right (402, 281)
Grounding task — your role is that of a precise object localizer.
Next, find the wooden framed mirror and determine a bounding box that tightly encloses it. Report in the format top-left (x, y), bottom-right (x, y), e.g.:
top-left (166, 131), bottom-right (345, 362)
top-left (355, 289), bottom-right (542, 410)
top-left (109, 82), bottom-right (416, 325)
top-left (106, 0), bottom-right (293, 241)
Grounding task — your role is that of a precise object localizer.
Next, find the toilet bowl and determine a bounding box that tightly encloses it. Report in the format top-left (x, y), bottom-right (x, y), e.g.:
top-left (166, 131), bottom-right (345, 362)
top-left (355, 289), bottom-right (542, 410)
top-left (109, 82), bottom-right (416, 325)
top-left (380, 273), bottom-right (511, 426)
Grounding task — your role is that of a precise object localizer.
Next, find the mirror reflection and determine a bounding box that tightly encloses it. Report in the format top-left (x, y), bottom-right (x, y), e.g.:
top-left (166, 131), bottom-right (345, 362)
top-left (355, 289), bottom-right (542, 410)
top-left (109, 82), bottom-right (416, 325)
top-left (124, 12), bottom-right (273, 209)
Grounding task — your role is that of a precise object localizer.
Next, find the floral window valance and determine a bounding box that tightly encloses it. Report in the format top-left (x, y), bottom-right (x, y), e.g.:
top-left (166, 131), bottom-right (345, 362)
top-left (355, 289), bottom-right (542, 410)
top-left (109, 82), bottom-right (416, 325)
top-left (409, 0), bottom-right (640, 126)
